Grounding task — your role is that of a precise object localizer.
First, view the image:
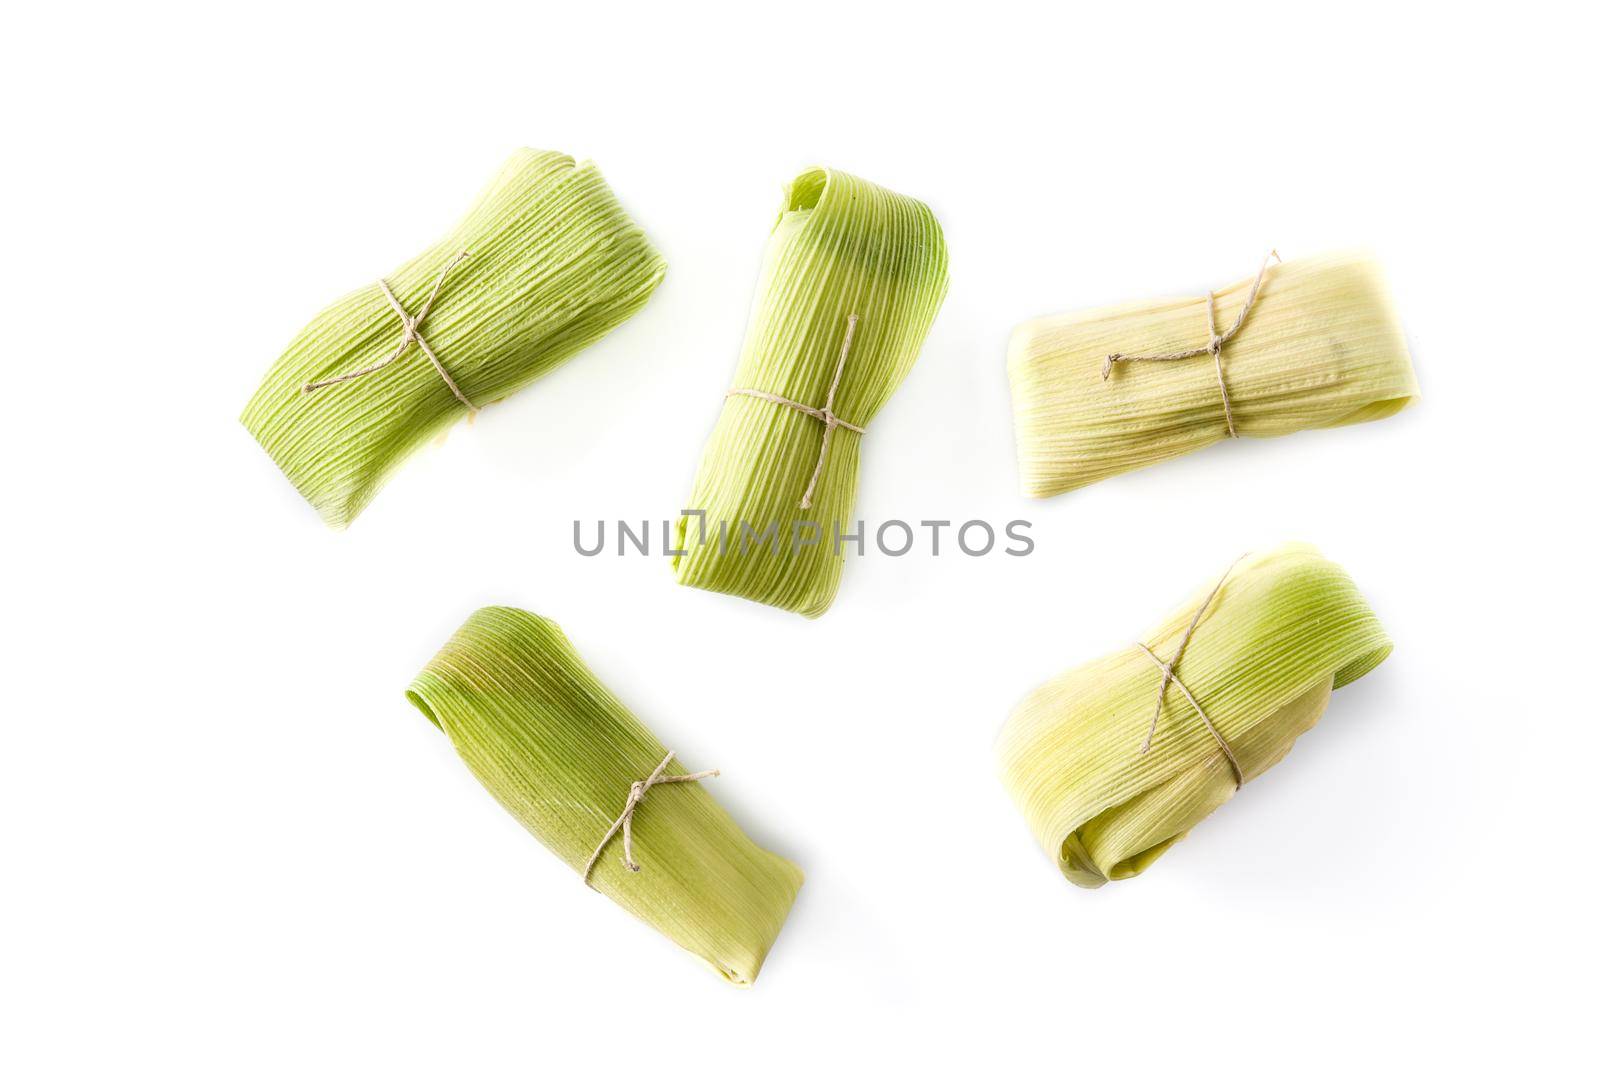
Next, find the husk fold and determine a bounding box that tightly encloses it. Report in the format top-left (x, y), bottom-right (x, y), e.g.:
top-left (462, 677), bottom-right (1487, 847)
top-left (996, 544), bottom-right (1391, 888)
top-left (242, 149), bottom-right (666, 526)
top-left (674, 167), bottom-right (948, 617)
top-left (406, 607), bottom-right (802, 985)
top-left (1007, 251), bottom-right (1417, 497)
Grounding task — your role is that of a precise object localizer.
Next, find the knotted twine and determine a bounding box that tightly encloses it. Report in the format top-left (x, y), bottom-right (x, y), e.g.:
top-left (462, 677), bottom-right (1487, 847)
top-left (302, 249), bottom-right (479, 413)
top-left (1134, 557), bottom-right (1245, 786)
top-left (726, 313), bottom-right (863, 510)
top-left (1101, 252), bottom-right (1281, 438)
top-left (582, 750), bottom-right (720, 884)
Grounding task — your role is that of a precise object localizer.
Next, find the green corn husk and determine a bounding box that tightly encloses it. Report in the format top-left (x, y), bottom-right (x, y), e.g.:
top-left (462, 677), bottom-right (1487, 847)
top-left (242, 149), bottom-right (666, 526)
top-left (673, 167), bottom-right (948, 617)
top-left (1007, 251), bottom-right (1417, 497)
top-left (996, 544), bottom-right (1391, 888)
top-left (406, 606), bottom-right (802, 985)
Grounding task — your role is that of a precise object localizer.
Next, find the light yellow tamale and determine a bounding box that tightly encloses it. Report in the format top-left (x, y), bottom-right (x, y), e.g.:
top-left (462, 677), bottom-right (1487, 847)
top-left (997, 544), bottom-right (1391, 887)
top-left (1007, 252), bottom-right (1417, 496)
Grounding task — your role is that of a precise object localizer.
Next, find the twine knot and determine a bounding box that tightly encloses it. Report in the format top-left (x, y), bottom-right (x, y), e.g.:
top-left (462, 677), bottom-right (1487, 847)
top-left (301, 249), bottom-right (479, 413)
top-left (1100, 251), bottom-right (1281, 439)
top-left (582, 750), bottom-right (720, 885)
top-left (725, 313), bottom-right (864, 510)
top-left (1135, 556), bottom-right (1247, 787)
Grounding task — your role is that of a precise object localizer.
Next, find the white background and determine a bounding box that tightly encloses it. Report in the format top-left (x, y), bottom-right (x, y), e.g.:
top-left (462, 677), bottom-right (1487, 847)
top-left (5, 2), bottom-right (1596, 1062)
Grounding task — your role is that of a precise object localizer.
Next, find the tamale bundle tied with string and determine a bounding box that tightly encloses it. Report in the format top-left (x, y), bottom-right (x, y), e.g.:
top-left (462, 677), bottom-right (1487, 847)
top-left (1007, 251), bottom-right (1418, 497)
top-left (242, 149), bottom-right (666, 526)
top-left (406, 606), bottom-right (802, 985)
top-left (674, 166), bottom-right (948, 617)
top-left (996, 544), bottom-right (1391, 888)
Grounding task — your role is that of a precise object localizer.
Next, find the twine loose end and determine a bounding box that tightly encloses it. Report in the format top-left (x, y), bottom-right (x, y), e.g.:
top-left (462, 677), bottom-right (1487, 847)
top-left (1097, 253), bottom-right (1281, 438)
top-left (1133, 558), bottom-right (1248, 786)
top-left (300, 250), bottom-right (476, 409)
top-left (582, 751), bottom-right (720, 886)
top-left (726, 313), bottom-right (865, 511)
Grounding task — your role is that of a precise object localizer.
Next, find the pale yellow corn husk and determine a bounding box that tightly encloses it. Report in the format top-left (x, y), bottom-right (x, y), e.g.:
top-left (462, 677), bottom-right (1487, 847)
top-left (1007, 252), bottom-right (1417, 497)
top-left (996, 544), bottom-right (1391, 888)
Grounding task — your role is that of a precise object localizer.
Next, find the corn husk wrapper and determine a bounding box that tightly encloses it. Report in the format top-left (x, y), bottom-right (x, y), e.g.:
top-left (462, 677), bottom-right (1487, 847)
top-left (997, 544), bottom-right (1391, 888)
top-left (1007, 252), bottom-right (1417, 497)
top-left (242, 149), bottom-right (666, 526)
top-left (674, 167), bottom-right (948, 617)
top-left (406, 607), bottom-right (802, 985)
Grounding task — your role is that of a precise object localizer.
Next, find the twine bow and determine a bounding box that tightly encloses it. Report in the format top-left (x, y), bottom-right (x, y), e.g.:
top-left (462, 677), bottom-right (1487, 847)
top-left (1134, 557), bottom-right (1245, 786)
top-left (582, 751), bottom-right (719, 885)
top-left (1101, 252), bottom-right (1281, 438)
top-left (726, 313), bottom-right (864, 509)
top-left (302, 249), bottom-right (479, 413)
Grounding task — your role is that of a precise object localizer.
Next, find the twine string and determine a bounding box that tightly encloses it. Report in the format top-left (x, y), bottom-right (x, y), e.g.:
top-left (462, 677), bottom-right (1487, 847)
top-left (1135, 557), bottom-right (1246, 787)
top-left (302, 249), bottom-right (479, 413)
top-left (1101, 251), bottom-right (1281, 438)
top-left (726, 313), bottom-right (863, 510)
top-left (581, 750), bottom-right (720, 885)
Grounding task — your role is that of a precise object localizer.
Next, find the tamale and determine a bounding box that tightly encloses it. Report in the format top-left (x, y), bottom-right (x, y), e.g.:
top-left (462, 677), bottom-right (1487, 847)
top-left (996, 544), bottom-right (1391, 888)
top-left (1007, 251), bottom-right (1417, 497)
top-left (405, 606), bottom-right (801, 985)
top-left (673, 166), bottom-right (948, 617)
top-left (242, 149), bottom-right (666, 526)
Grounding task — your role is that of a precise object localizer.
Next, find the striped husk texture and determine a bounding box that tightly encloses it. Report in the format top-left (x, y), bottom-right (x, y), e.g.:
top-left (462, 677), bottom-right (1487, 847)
top-left (1007, 251), bottom-right (1417, 497)
top-left (996, 544), bottom-right (1391, 888)
top-left (242, 149), bottom-right (666, 526)
top-left (674, 167), bottom-right (948, 617)
top-left (406, 607), bottom-right (802, 985)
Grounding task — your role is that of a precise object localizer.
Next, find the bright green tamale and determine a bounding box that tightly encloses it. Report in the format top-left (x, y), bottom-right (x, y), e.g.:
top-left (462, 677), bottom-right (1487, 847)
top-left (242, 149), bottom-right (665, 526)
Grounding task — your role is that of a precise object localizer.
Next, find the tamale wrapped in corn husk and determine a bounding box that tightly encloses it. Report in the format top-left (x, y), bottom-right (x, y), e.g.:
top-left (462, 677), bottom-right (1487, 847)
top-left (242, 149), bottom-right (666, 526)
top-left (406, 606), bottom-right (802, 985)
top-left (997, 544), bottom-right (1391, 888)
top-left (1007, 251), bottom-right (1417, 497)
top-left (674, 167), bottom-right (948, 617)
